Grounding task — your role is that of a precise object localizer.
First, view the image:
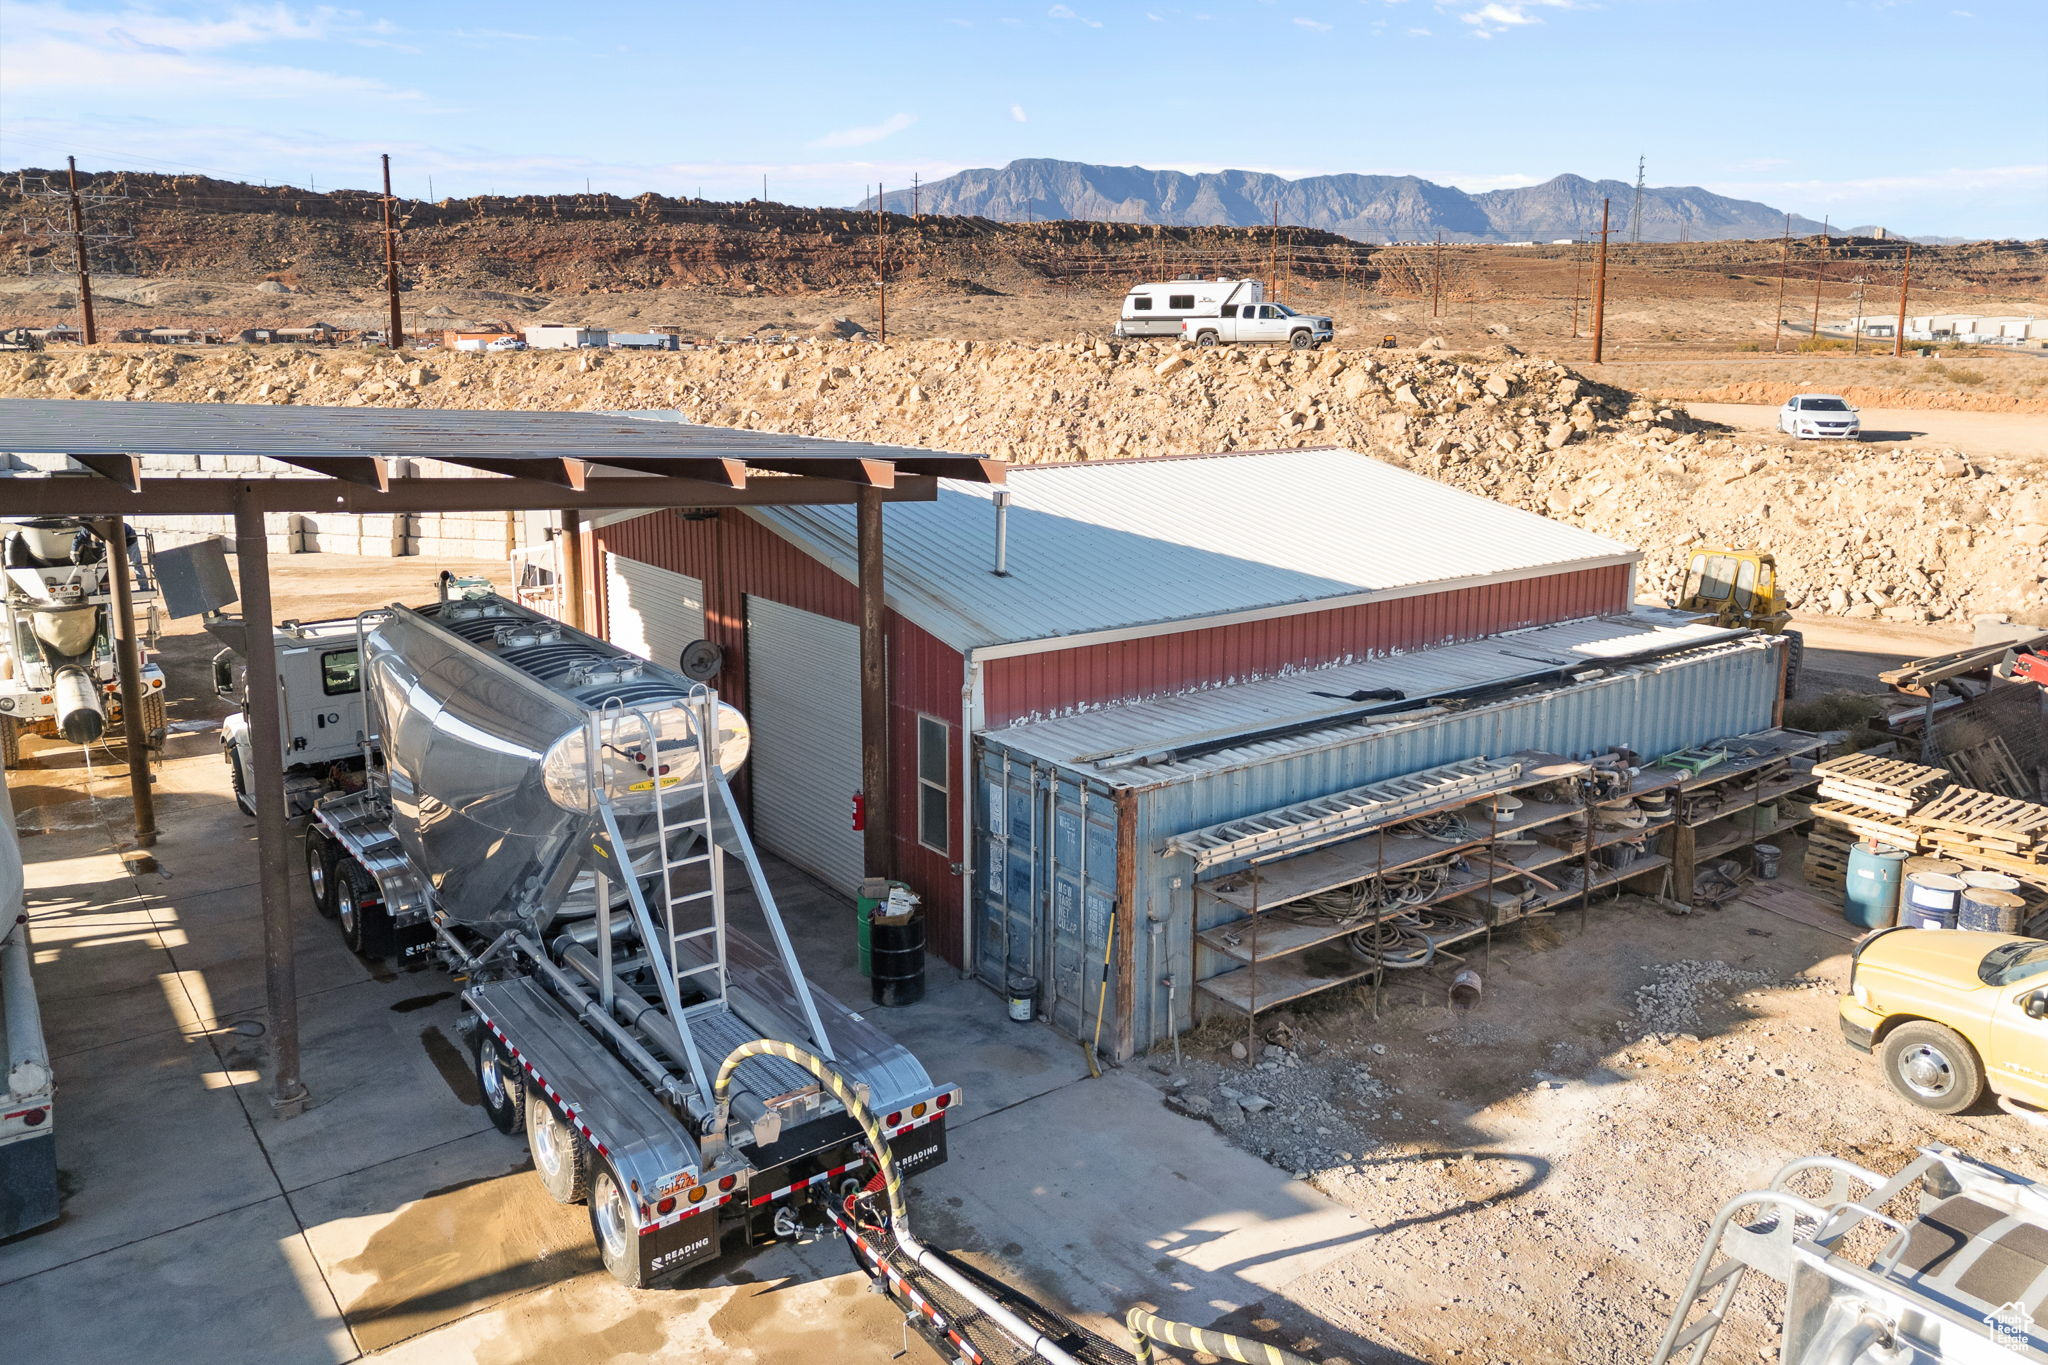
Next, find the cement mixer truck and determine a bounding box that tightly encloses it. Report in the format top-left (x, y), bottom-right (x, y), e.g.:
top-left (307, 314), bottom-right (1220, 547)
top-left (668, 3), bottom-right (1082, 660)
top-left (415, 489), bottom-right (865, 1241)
top-left (238, 577), bottom-right (955, 1287)
top-left (0, 517), bottom-right (166, 767)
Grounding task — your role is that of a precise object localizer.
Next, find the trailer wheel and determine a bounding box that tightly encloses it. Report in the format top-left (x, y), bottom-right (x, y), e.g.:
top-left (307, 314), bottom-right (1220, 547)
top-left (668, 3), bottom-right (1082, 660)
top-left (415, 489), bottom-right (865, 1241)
top-left (229, 749), bottom-right (252, 817)
top-left (588, 1161), bottom-right (645, 1288)
top-left (1290, 329), bottom-right (1314, 350)
top-left (335, 861), bottom-right (394, 960)
top-left (1, 716), bottom-right (18, 769)
top-left (1194, 330), bottom-right (1219, 348)
top-left (527, 1091), bottom-right (589, 1203)
top-left (473, 1031), bottom-right (524, 1135)
top-left (304, 831), bottom-right (339, 920)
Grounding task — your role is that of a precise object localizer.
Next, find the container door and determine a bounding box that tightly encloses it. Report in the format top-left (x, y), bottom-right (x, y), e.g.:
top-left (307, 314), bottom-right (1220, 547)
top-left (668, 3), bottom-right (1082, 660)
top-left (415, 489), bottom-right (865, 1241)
top-left (975, 749), bottom-right (1042, 991)
top-left (745, 596), bottom-right (864, 894)
top-left (602, 552), bottom-right (706, 676)
top-left (1042, 775), bottom-right (1120, 1040)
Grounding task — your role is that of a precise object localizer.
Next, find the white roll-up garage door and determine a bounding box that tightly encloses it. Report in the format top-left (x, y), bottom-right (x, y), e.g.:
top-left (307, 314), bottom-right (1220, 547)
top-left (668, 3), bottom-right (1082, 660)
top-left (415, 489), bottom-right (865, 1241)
top-left (603, 552), bottom-right (706, 674)
top-left (746, 596), bottom-right (864, 894)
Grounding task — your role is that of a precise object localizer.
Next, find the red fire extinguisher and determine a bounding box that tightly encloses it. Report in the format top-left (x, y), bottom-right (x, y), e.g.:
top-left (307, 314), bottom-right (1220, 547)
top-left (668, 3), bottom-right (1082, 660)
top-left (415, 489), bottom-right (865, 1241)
top-left (851, 793), bottom-right (866, 831)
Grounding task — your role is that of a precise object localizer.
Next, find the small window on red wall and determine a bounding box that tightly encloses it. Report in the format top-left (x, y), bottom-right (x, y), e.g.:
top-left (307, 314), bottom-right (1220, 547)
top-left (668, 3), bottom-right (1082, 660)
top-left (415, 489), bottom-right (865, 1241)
top-left (916, 715), bottom-right (950, 854)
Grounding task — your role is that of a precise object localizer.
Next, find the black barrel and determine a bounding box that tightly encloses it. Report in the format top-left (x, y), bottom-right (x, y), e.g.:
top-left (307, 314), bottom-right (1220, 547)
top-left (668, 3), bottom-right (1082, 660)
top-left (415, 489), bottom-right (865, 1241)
top-left (870, 907), bottom-right (926, 1008)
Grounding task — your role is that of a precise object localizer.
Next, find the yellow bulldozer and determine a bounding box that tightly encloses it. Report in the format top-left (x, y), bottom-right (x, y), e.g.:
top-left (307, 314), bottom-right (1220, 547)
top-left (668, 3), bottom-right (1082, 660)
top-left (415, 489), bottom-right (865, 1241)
top-left (1677, 546), bottom-right (1803, 694)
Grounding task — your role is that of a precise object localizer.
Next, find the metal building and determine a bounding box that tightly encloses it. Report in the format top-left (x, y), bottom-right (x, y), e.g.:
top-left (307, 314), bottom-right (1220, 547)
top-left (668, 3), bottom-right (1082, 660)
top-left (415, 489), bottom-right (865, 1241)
top-left (588, 444), bottom-right (1653, 982)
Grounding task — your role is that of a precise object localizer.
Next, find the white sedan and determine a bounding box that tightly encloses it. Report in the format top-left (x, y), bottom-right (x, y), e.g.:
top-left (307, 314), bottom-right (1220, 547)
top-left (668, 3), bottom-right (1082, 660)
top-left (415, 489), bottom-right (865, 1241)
top-left (1778, 393), bottom-right (1861, 440)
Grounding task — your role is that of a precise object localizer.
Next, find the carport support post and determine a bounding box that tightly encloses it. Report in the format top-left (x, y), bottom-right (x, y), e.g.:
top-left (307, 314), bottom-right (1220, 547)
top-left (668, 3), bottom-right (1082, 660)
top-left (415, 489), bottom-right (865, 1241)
top-left (558, 509), bottom-right (586, 630)
top-left (858, 488), bottom-right (890, 877)
top-left (235, 492), bottom-right (309, 1117)
top-left (101, 517), bottom-right (156, 847)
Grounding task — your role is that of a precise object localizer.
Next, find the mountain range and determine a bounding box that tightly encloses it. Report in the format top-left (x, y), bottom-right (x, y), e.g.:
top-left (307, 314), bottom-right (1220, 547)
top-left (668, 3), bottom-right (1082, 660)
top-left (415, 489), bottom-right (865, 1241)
top-left (861, 159), bottom-right (1892, 244)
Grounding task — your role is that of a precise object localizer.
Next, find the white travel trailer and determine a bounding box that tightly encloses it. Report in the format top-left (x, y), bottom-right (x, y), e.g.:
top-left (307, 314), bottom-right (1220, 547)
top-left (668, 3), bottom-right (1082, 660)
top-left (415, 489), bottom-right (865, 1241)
top-left (1115, 276), bottom-right (1264, 338)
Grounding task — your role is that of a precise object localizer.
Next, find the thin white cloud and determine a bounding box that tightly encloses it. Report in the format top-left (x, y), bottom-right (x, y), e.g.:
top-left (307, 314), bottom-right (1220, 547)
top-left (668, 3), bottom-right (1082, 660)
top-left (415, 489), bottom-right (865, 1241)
top-left (1716, 164), bottom-right (2047, 204)
top-left (811, 112), bottom-right (919, 149)
top-left (0, 2), bottom-right (423, 101)
top-left (1405, 25), bottom-right (1431, 35)
top-left (1453, 0), bottom-right (1576, 36)
top-left (1048, 3), bottom-right (1104, 24)
top-left (1293, 16), bottom-right (1333, 30)
top-left (1010, 103), bottom-right (1029, 122)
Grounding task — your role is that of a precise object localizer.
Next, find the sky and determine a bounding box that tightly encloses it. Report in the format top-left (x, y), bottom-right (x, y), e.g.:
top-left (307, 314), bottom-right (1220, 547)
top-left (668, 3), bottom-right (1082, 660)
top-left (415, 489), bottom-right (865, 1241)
top-left (1, 0), bottom-right (2043, 238)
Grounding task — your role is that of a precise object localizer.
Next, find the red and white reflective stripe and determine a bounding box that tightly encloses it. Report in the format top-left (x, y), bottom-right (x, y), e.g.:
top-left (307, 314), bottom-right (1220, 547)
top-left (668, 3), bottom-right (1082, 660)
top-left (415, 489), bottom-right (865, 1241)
top-left (640, 1187), bottom-right (735, 1236)
top-left (830, 1207), bottom-right (983, 1365)
top-left (886, 1112), bottom-right (938, 1139)
top-left (749, 1157), bottom-right (866, 1208)
top-left (477, 1013), bottom-right (617, 1161)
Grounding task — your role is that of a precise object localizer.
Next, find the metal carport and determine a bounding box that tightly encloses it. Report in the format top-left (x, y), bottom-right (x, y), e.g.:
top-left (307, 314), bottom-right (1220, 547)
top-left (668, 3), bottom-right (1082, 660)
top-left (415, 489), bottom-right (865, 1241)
top-left (0, 397), bottom-right (1001, 1116)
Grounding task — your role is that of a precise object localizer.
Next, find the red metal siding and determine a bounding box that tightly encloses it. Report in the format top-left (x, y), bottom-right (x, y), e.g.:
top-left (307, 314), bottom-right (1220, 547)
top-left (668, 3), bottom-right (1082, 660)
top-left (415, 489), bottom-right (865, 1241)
top-left (981, 564), bottom-right (1631, 727)
top-left (594, 511), bottom-right (969, 967)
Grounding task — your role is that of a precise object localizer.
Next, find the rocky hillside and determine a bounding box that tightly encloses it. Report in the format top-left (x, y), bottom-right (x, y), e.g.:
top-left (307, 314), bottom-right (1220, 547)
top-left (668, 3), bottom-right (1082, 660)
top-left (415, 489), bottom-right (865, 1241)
top-left (4, 342), bottom-right (2039, 628)
top-left (869, 160), bottom-right (1878, 243)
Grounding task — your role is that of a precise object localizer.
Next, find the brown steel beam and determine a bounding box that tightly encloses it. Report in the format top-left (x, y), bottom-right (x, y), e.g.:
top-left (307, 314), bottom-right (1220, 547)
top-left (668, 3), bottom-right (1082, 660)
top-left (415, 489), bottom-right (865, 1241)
top-left (858, 487), bottom-right (890, 879)
top-left (100, 518), bottom-right (156, 848)
top-left (1, 473), bottom-right (941, 517)
top-left (894, 457), bottom-right (1006, 484)
top-left (748, 458), bottom-right (895, 488)
top-left (582, 456), bottom-right (748, 487)
top-left (234, 490), bottom-right (309, 1118)
top-left (1114, 789), bottom-right (1138, 1062)
top-left (559, 509), bottom-right (586, 630)
top-left (442, 457), bottom-right (589, 490)
top-left (72, 453), bottom-right (142, 492)
top-left (269, 455), bottom-right (392, 490)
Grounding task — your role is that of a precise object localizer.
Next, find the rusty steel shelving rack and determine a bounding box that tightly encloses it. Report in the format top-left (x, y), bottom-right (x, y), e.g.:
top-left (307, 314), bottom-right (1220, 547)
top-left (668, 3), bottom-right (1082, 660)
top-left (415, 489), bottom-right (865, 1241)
top-left (1190, 751), bottom-right (1680, 1023)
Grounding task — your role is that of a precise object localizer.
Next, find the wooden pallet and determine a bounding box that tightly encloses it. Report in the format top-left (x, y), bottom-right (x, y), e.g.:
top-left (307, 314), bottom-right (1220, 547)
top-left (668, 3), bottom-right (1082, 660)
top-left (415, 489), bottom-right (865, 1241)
top-left (1914, 786), bottom-right (2048, 847)
top-left (1811, 799), bottom-right (1925, 852)
top-left (1811, 752), bottom-right (1950, 813)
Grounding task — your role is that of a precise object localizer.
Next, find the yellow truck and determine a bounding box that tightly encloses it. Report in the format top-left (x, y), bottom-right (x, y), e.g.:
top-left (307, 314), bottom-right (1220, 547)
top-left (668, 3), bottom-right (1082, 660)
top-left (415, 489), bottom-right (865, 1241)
top-left (1840, 927), bottom-right (2048, 1115)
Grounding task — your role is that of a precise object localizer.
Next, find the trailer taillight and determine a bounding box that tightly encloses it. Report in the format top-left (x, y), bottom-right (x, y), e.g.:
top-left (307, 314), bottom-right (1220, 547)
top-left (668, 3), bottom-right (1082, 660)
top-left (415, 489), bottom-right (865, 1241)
top-left (886, 1111), bottom-right (901, 1127)
top-left (936, 1093), bottom-right (952, 1110)
top-left (656, 1196), bottom-right (677, 1215)
top-left (688, 1186), bottom-right (707, 1204)
top-left (911, 1102), bottom-right (927, 1120)
top-left (22, 1107), bottom-right (47, 1127)
top-left (719, 1175), bottom-right (737, 1192)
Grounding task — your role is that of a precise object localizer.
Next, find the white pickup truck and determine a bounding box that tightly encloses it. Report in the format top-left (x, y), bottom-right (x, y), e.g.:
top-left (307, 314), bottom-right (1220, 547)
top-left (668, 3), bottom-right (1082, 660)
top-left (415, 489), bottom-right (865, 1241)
top-left (1183, 301), bottom-right (1334, 350)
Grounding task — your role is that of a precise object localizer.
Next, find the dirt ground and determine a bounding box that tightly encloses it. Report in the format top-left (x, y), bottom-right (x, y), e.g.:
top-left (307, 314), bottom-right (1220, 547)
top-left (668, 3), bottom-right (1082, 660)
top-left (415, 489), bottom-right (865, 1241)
top-left (1683, 402), bottom-right (2048, 459)
top-left (1142, 879), bottom-right (2048, 1363)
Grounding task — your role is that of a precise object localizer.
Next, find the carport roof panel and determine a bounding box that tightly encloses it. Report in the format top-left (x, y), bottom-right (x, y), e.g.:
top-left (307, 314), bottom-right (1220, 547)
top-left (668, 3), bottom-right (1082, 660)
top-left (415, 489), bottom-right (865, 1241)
top-left (0, 399), bottom-right (1004, 488)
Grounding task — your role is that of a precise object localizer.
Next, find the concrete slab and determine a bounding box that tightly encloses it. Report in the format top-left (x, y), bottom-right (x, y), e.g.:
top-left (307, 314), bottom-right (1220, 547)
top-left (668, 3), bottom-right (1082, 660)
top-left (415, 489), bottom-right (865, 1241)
top-left (291, 1128), bottom-right (597, 1353)
top-left (232, 975), bottom-right (492, 1193)
top-left (0, 1196), bottom-right (354, 1365)
top-left (915, 1071), bottom-right (1370, 1337)
top-left (154, 887), bottom-right (374, 1029)
top-left (0, 1023), bottom-right (279, 1282)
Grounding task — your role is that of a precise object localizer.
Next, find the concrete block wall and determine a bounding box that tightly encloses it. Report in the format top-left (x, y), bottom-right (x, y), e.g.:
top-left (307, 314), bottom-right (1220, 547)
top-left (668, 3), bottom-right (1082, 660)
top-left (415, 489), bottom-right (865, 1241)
top-left (3, 451), bottom-right (530, 560)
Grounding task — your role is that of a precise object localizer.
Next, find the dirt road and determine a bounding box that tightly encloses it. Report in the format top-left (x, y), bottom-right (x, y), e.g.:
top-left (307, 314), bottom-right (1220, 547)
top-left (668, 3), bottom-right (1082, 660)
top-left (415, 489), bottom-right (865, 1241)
top-left (1685, 402), bottom-right (2048, 460)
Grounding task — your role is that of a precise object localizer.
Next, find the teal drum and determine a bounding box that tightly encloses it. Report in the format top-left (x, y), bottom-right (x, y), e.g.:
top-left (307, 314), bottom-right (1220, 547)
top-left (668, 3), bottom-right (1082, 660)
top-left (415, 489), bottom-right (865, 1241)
top-left (1845, 844), bottom-right (1909, 929)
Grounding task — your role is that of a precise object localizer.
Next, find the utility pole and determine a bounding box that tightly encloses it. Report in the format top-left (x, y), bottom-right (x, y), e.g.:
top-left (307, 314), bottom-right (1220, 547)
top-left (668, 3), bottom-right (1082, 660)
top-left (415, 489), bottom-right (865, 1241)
top-left (1771, 213), bottom-right (1792, 354)
top-left (912, 172), bottom-right (920, 218)
top-left (1590, 198), bottom-right (1611, 364)
top-left (1268, 201), bottom-right (1279, 297)
top-left (1849, 275), bottom-right (1868, 355)
top-left (1431, 231), bottom-right (1443, 318)
top-left (1809, 217), bottom-right (1830, 346)
top-left (380, 154), bottom-right (402, 350)
top-left (1628, 155), bottom-right (1646, 244)
top-left (763, 173), bottom-right (768, 202)
top-left (64, 157), bottom-right (99, 344)
top-left (1893, 242), bottom-right (1913, 358)
top-left (876, 183), bottom-right (887, 343)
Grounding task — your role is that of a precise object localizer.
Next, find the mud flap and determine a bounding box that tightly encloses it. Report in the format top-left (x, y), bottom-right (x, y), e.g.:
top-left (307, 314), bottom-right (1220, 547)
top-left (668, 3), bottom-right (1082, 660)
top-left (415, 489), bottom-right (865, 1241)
top-left (888, 1118), bottom-right (947, 1181)
top-left (643, 1211), bottom-right (724, 1282)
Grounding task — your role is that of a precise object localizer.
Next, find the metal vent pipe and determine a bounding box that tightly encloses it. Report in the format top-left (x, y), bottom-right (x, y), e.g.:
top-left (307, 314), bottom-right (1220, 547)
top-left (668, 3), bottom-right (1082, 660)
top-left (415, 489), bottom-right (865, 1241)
top-left (991, 489), bottom-right (1011, 577)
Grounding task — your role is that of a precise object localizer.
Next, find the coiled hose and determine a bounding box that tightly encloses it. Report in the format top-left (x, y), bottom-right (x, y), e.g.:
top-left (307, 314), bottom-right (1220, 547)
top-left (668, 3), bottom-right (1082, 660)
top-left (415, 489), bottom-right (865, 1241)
top-left (712, 1040), bottom-right (1319, 1365)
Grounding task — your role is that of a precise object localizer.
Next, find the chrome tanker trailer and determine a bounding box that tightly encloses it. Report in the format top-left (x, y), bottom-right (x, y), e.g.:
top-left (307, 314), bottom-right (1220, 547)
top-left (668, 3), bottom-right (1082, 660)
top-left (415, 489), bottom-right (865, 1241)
top-left (305, 581), bottom-right (956, 1287)
top-left (0, 517), bottom-right (166, 766)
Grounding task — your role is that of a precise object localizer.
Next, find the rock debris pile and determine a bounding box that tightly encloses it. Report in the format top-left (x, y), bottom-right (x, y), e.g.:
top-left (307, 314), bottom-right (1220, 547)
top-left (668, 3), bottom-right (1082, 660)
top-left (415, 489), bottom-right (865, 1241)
top-left (2, 338), bottom-right (2039, 623)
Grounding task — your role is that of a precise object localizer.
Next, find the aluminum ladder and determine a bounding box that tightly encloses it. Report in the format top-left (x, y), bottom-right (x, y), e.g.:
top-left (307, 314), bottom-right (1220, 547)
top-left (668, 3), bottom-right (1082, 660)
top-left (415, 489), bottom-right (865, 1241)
top-left (1651, 1155), bottom-right (1887, 1364)
top-left (590, 691), bottom-right (835, 1106)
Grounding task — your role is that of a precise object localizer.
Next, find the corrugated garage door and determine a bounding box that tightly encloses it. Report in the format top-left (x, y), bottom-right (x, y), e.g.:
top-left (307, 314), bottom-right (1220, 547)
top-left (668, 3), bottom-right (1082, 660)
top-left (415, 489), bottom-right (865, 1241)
top-left (746, 596), bottom-right (863, 894)
top-left (603, 552), bottom-right (706, 674)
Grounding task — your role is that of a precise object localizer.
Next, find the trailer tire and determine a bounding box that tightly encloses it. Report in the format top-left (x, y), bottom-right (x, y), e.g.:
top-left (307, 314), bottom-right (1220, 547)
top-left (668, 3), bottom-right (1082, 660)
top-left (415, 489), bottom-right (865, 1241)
top-left (1781, 628), bottom-right (1806, 700)
top-left (588, 1160), bottom-right (644, 1288)
top-left (527, 1091), bottom-right (589, 1203)
top-left (1, 716), bottom-right (18, 770)
top-left (305, 831), bottom-right (339, 919)
top-left (473, 1030), bottom-right (524, 1135)
top-left (229, 750), bottom-right (252, 816)
top-left (1290, 329), bottom-right (1314, 350)
top-left (336, 861), bottom-right (394, 960)
top-left (1194, 331), bottom-right (1219, 348)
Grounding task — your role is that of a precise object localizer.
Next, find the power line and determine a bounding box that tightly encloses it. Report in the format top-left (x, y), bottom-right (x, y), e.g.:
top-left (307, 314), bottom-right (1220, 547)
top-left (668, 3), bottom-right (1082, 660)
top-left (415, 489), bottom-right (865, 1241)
top-left (1628, 155), bottom-right (1646, 245)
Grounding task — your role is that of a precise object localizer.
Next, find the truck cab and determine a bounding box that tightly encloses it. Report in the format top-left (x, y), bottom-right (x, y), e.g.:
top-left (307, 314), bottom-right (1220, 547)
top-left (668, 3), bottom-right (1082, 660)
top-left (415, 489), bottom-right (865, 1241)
top-left (217, 616), bottom-right (369, 816)
top-left (1183, 300), bottom-right (1335, 350)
